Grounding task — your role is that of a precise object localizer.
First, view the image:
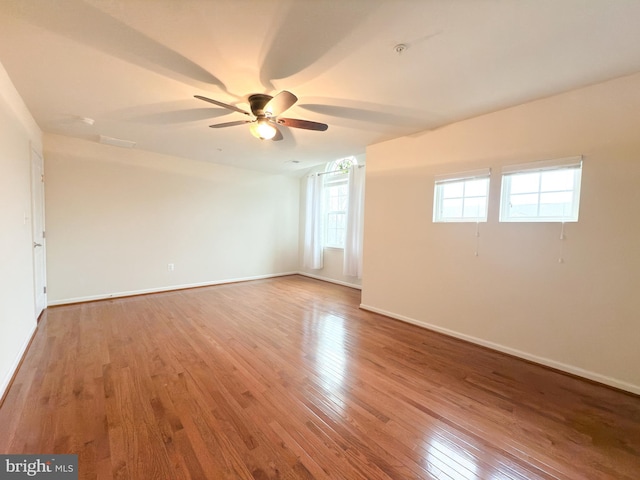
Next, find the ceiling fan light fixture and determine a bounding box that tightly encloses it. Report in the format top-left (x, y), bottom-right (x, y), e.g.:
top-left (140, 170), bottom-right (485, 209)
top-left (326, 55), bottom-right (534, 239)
top-left (250, 119), bottom-right (277, 140)
top-left (196, 90), bottom-right (327, 141)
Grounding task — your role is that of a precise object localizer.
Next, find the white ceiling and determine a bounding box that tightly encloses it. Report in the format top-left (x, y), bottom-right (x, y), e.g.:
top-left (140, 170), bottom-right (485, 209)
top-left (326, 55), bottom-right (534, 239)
top-left (2, 0), bottom-right (640, 175)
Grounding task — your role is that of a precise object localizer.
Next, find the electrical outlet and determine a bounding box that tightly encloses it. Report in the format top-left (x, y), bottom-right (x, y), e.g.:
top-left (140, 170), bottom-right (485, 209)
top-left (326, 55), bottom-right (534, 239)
top-left (167, 263), bottom-right (174, 272)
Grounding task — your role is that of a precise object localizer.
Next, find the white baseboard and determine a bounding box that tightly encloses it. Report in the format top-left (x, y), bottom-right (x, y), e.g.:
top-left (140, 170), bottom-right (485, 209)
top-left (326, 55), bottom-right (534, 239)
top-left (360, 303), bottom-right (640, 396)
top-left (0, 322), bottom-right (37, 402)
top-left (297, 271), bottom-right (362, 290)
top-left (47, 272), bottom-right (299, 306)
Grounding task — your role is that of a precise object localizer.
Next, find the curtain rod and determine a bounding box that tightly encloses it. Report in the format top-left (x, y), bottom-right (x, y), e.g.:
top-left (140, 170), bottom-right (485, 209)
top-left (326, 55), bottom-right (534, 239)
top-left (315, 164), bottom-right (365, 176)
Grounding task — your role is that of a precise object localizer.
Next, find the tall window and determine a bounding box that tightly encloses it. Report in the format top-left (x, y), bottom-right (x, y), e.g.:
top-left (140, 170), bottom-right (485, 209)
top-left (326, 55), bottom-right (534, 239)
top-left (500, 157), bottom-right (582, 222)
top-left (433, 169), bottom-right (490, 222)
top-left (323, 157), bottom-right (356, 248)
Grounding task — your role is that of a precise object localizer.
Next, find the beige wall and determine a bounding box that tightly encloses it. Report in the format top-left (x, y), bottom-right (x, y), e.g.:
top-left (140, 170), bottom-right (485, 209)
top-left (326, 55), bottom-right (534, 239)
top-left (362, 73), bottom-right (640, 393)
top-left (45, 134), bottom-right (300, 303)
top-left (0, 63), bottom-right (41, 399)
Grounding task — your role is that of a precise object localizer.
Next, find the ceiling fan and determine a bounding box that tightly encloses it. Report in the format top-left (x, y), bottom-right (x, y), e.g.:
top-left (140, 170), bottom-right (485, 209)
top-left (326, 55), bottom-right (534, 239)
top-left (194, 91), bottom-right (328, 141)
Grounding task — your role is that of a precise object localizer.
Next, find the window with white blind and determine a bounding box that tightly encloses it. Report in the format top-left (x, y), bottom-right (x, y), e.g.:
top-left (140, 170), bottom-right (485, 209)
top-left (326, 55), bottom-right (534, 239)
top-left (433, 169), bottom-right (491, 222)
top-left (500, 156), bottom-right (582, 222)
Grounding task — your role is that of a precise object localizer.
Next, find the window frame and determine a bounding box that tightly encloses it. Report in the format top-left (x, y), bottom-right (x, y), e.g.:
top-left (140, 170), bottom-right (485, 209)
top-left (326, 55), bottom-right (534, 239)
top-left (499, 156), bottom-right (583, 223)
top-left (323, 174), bottom-right (349, 248)
top-left (322, 157), bottom-right (357, 249)
top-left (433, 169), bottom-right (491, 223)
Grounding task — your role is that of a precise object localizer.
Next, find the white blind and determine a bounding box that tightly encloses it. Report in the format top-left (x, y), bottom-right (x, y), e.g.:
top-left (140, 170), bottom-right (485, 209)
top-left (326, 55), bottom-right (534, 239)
top-left (434, 168), bottom-right (491, 184)
top-left (501, 156), bottom-right (582, 175)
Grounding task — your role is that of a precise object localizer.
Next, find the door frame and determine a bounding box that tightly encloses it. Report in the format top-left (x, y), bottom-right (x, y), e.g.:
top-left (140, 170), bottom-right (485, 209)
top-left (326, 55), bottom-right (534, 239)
top-left (30, 145), bottom-right (46, 318)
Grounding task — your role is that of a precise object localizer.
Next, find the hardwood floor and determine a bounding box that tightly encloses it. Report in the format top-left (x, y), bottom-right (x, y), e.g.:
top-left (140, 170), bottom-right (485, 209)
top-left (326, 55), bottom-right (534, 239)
top-left (1, 275), bottom-right (639, 479)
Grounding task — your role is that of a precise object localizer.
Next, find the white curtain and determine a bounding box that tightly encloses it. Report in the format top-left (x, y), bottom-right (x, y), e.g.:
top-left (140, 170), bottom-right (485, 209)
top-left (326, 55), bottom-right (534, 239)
top-left (303, 173), bottom-right (324, 269)
top-left (343, 165), bottom-right (365, 278)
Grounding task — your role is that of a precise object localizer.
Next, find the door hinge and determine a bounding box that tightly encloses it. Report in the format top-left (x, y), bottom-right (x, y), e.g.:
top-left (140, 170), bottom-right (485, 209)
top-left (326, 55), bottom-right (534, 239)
top-left (42, 230), bottom-right (46, 239)
top-left (41, 174), bottom-right (45, 183)
top-left (43, 286), bottom-right (47, 294)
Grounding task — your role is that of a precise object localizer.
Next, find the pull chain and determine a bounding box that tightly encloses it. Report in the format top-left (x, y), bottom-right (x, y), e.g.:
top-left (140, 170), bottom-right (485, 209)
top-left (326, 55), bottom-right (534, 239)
top-left (558, 222), bottom-right (565, 263)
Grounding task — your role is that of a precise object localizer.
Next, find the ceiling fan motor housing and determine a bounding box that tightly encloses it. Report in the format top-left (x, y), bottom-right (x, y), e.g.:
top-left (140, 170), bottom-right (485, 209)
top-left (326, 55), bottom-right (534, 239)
top-left (248, 94), bottom-right (273, 117)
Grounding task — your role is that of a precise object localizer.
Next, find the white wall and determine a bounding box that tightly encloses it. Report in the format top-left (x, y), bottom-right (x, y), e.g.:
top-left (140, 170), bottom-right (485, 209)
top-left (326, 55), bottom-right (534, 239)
top-left (362, 72), bottom-right (640, 394)
top-left (45, 134), bottom-right (300, 304)
top-left (0, 62), bottom-right (41, 400)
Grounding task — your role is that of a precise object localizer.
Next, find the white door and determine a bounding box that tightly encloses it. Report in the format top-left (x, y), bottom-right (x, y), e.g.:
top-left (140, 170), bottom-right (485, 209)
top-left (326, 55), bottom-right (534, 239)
top-left (31, 147), bottom-right (46, 318)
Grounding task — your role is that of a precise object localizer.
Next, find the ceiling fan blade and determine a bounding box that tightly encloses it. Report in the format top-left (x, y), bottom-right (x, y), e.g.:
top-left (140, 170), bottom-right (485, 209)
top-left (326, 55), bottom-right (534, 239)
top-left (209, 120), bottom-right (251, 128)
top-left (195, 95), bottom-right (250, 116)
top-left (277, 117), bottom-right (328, 131)
top-left (265, 91), bottom-right (298, 117)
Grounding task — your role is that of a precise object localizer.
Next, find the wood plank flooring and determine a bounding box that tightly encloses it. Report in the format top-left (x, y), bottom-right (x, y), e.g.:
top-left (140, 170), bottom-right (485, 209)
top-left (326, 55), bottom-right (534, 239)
top-left (1, 275), bottom-right (639, 479)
